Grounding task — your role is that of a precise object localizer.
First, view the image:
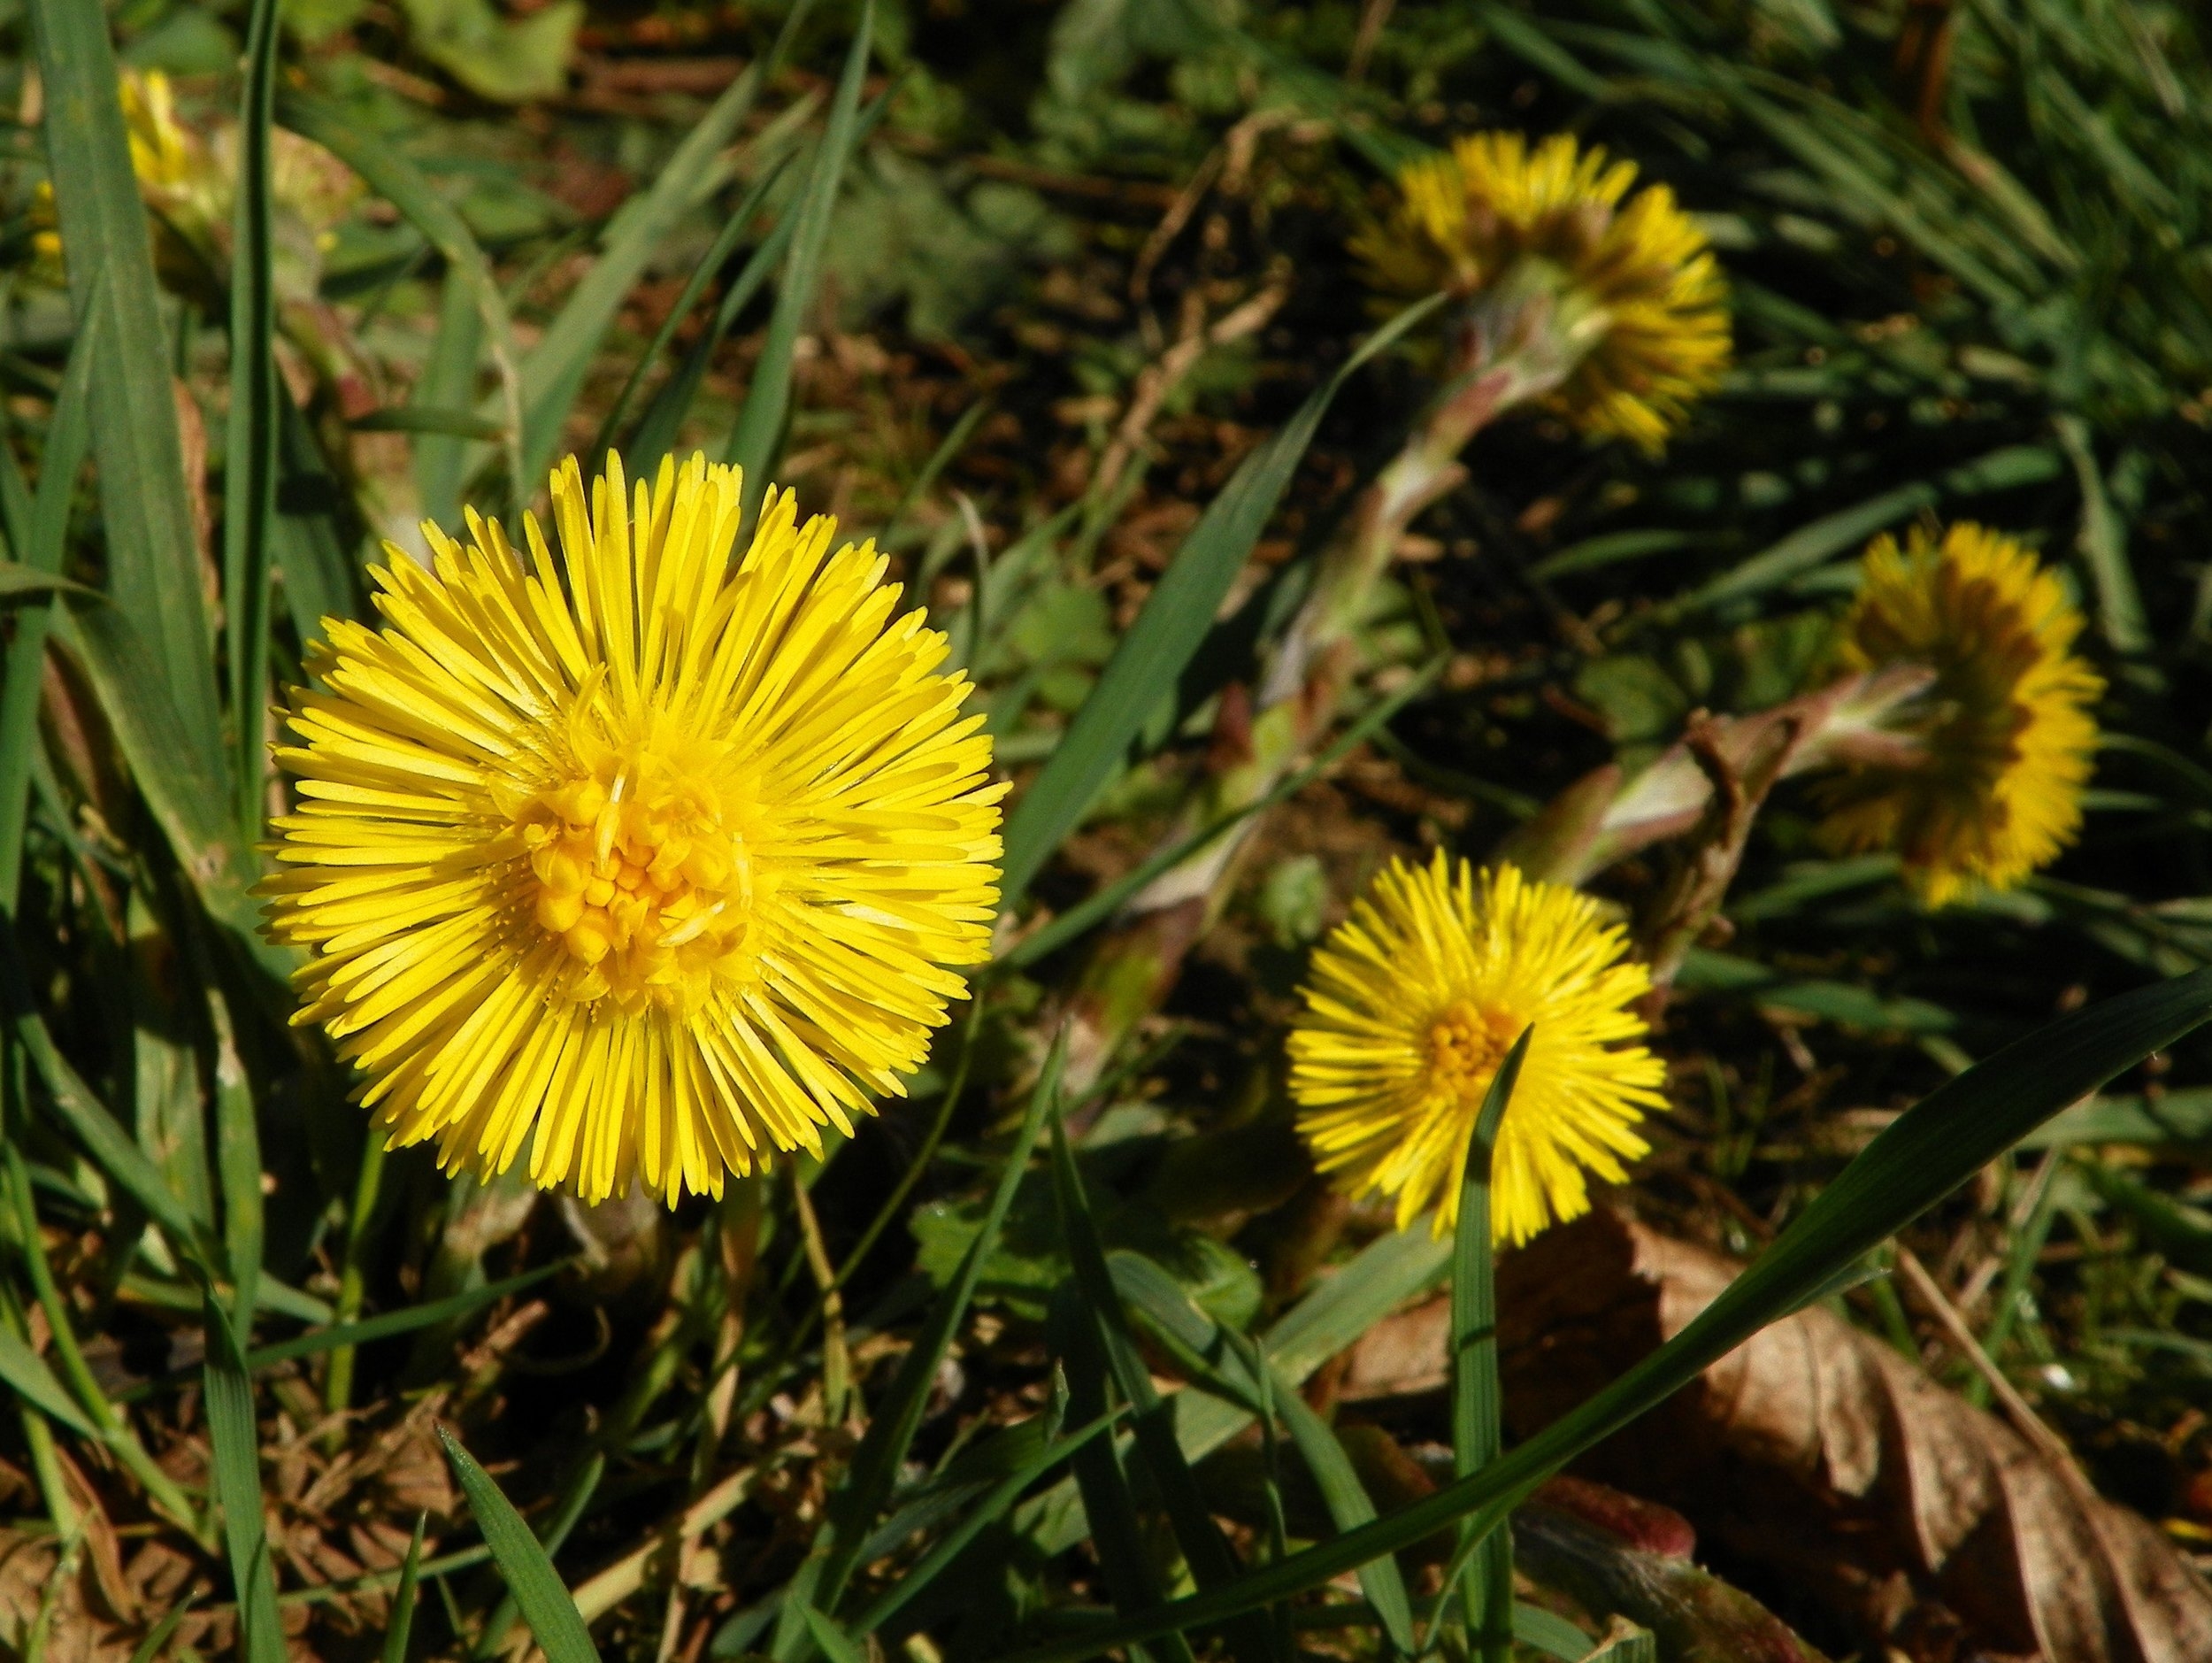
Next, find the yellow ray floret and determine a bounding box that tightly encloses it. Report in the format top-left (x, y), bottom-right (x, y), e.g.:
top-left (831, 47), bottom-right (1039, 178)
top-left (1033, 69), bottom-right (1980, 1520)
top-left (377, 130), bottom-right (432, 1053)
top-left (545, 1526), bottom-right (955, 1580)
top-left (1814, 521), bottom-right (2101, 907)
top-left (1286, 853), bottom-right (1665, 1245)
top-left (1355, 130), bottom-right (1731, 450)
top-left (262, 451), bottom-right (1004, 1205)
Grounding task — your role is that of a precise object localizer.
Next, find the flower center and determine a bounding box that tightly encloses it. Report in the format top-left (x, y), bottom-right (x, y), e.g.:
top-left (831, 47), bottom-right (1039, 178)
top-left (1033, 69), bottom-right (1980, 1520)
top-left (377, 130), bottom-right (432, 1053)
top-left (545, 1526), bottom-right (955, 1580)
top-left (1426, 999), bottom-right (1518, 1101)
top-left (517, 735), bottom-right (758, 1011)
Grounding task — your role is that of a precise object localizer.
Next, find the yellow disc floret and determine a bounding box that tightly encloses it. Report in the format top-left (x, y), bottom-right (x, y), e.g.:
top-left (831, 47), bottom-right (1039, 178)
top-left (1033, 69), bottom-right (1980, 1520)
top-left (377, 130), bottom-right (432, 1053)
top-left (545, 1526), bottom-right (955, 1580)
top-left (1355, 131), bottom-right (1731, 450)
top-left (1814, 521), bottom-right (2102, 906)
top-left (1287, 854), bottom-right (1666, 1245)
top-left (262, 450), bottom-right (1003, 1205)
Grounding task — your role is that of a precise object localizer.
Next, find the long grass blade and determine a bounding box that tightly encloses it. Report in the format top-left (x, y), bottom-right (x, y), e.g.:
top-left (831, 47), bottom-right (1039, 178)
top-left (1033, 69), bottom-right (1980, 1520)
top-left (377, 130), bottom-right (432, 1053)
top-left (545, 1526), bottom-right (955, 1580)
top-left (726, 0), bottom-right (873, 521)
top-left (439, 1426), bottom-right (602, 1663)
top-left (226, 0), bottom-right (281, 844)
top-left (810, 1031), bottom-right (1064, 1616)
top-left (0, 302), bottom-right (100, 907)
top-left (381, 1514), bottom-right (427, 1663)
top-left (1002, 966), bottom-right (2212, 1659)
top-left (1048, 1115), bottom-right (1276, 1663)
top-left (27, 0), bottom-right (224, 764)
top-left (1445, 1031), bottom-right (1528, 1662)
top-left (995, 294), bottom-right (1442, 911)
top-left (204, 1296), bottom-right (286, 1663)
top-left (278, 96), bottom-right (528, 509)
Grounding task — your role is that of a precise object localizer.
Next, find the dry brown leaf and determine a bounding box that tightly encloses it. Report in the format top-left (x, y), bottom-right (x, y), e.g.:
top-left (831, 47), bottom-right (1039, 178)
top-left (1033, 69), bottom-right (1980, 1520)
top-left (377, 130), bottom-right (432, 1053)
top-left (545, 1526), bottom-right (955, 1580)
top-left (1365, 1207), bottom-right (2212, 1663)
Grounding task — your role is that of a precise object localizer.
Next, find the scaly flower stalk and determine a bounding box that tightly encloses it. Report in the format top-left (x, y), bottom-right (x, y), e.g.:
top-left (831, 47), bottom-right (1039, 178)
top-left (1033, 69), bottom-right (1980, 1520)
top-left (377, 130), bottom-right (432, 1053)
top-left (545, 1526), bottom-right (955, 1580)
top-left (1501, 521), bottom-right (2102, 944)
top-left (1053, 134), bottom-right (1730, 1089)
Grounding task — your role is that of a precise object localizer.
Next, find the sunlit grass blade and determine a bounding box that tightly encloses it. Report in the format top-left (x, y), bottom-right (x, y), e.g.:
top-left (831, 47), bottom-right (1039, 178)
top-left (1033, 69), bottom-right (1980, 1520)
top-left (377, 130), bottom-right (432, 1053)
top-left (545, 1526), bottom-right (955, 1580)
top-left (439, 1426), bottom-right (602, 1663)
top-left (587, 151), bottom-right (797, 471)
top-left (0, 299), bottom-right (99, 907)
top-left (413, 274), bottom-right (488, 532)
top-left (995, 294), bottom-right (1442, 912)
top-left (726, 0), bottom-right (874, 522)
top-left (517, 48), bottom-right (801, 485)
top-left (797, 1605), bottom-right (865, 1663)
top-left (226, 0), bottom-right (281, 845)
top-left (51, 602), bottom-right (273, 965)
top-left (27, 0), bottom-right (224, 765)
top-left (997, 658), bottom-right (1443, 973)
top-left (1442, 1030), bottom-right (1528, 1662)
top-left (382, 1514), bottom-right (426, 1663)
top-left (204, 1295), bottom-right (286, 1663)
top-left (1048, 1115), bottom-right (1276, 1663)
top-left (1002, 966), bottom-right (2212, 1659)
top-left (278, 96), bottom-right (528, 509)
top-left (809, 1032), bottom-right (1065, 1617)
top-left (204, 977), bottom-right (263, 1330)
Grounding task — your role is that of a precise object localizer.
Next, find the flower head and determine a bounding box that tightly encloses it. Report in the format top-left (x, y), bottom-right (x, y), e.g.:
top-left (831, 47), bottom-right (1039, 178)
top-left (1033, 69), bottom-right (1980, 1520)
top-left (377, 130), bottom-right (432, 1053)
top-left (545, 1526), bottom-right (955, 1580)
top-left (33, 70), bottom-right (358, 302)
top-left (1355, 131), bottom-right (1730, 450)
top-left (1287, 854), bottom-right (1665, 1244)
top-left (1814, 522), bottom-right (2101, 906)
top-left (262, 451), bottom-right (1003, 1204)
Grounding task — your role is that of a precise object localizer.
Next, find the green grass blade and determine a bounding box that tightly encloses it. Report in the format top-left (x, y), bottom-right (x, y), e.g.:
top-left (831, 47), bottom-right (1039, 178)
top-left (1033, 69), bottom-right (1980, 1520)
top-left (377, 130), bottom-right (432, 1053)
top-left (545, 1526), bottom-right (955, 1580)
top-left (587, 152), bottom-right (795, 472)
top-left (1048, 1115), bottom-right (1276, 1663)
top-left (1002, 965), bottom-right (2212, 1660)
top-left (2054, 413), bottom-right (2150, 660)
top-left (382, 1514), bottom-right (426, 1663)
top-left (204, 1295), bottom-right (286, 1663)
top-left (627, 201), bottom-right (800, 472)
top-left (1447, 1030), bottom-right (1527, 1662)
top-left (51, 603), bottom-right (271, 963)
top-left (272, 397), bottom-right (363, 645)
top-left (998, 659), bottom-right (1442, 973)
top-left (27, 0), bottom-right (224, 766)
top-left (1109, 1253), bottom-right (1416, 1658)
top-left (726, 0), bottom-right (873, 521)
top-left (810, 1032), bottom-right (1064, 1616)
top-left (1053, 1280), bottom-right (1192, 1663)
top-left (797, 1605), bottom-right (865, 1663)
top-left (204, 979), bottom-right (263, 1330)
top-left (278, 96), bottom-right (528, 509)
top-left (516, 61), bottom-right (786, 485)
top-left (850, 1404), bottom-right (1126, 1637)
top-left (995, 295), bottom-right (1442, 912)
top-left (438, 1426), bottom-right (602, 1663)
top-left (1, 916), bottom-right (217, 1270)
top-left (413, 273), bottom-right (488, 532)
top-left (0, 1322), bottom-right (96, 1437)
top-left (0, 301), bottom-right (100, 907)
top-left (226, 0), bottom-right (281, 845)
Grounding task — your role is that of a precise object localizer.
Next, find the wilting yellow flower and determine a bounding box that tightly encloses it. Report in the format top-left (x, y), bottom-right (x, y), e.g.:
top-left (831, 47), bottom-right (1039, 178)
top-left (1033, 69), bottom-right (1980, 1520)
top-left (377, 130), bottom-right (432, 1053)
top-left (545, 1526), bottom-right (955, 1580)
top-left (1814, 522), bottom-right (2101, 906)
top-left (1287, 854), bottom-right (1665, 1245)
top-left (1355, 131), bottom-right (1731, 450)
top-left (262, 452), bottom-right (1004, 1204)
top-left (33, 70), bottom-right (358, 301)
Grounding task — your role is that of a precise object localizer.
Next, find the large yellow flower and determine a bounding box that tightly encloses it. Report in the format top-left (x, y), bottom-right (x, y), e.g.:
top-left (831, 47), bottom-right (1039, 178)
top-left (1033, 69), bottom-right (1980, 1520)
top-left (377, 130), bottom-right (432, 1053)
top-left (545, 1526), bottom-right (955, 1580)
top-left (1814, 522), bottom-right (2101, 906)
top-left (262, 452), bottom-right (1003, 1204)
top-left (1287, 854), bottom-right (1665, 1245)
top-left (1355, 131), bottom-right (1731, 450)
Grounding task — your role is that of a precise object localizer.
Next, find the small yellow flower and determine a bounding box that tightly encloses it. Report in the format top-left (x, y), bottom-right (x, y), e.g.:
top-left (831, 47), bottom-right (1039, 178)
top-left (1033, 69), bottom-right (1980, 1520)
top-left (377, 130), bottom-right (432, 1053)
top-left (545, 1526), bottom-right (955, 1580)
top-left (262, 452), bottom-right (1004, 1205)
top-left (1814, 522), bottom-right (2101, 906)
top-left (1355, 131), bottom-right (1731, 450)
top-left (1287, 854), bottom-right (1665, 1245)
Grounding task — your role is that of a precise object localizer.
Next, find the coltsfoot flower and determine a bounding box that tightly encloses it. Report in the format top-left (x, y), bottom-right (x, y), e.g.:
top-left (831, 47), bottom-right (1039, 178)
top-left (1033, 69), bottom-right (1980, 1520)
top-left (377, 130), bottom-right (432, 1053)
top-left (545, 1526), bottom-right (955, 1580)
top-left (1287, 854), bottom-right (1665, 1245)
top-left (1815, 521), bottom-right (2102, 906)
top-left (262, 452), bottom-right (1004, 1204)
top-left (1355, 130), bottom-right (1731, 450)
